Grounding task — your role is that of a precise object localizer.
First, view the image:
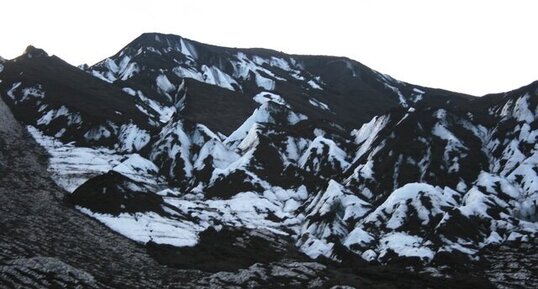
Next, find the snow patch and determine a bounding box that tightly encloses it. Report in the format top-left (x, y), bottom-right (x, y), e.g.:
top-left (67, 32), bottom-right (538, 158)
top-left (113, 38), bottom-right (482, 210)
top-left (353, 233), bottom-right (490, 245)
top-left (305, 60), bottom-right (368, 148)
top-left (308, 98), bottom-right (330, 111)
top-left (117, 124), bottom-right (151, 152)
top-left (156, 74), bottom-right (176, 94)
top-left (253, 91), bottom-right (286, 106)
top-left (27, 126), bottom-right (124, 192)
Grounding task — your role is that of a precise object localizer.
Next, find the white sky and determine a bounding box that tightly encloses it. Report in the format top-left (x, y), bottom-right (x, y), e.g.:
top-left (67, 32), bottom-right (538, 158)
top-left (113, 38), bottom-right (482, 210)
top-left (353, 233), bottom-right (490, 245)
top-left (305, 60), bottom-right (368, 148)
top-left (1, 0), bottom-right (537, 96)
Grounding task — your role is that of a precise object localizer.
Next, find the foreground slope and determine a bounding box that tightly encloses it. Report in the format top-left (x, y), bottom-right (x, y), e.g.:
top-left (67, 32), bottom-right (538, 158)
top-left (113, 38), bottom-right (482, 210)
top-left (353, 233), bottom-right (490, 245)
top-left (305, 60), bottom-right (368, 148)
top-left (0, 96), bottom-right (189, 288)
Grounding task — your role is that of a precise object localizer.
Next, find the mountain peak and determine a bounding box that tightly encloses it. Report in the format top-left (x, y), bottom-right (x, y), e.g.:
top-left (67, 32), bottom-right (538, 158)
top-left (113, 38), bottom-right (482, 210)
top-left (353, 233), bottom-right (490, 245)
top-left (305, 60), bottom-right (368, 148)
top-left (23, 45), bottom-right (49, 59)
top-left (138, 32), bottom-right (183, 41)
top-left (125, 32), bottom-right (186, 50)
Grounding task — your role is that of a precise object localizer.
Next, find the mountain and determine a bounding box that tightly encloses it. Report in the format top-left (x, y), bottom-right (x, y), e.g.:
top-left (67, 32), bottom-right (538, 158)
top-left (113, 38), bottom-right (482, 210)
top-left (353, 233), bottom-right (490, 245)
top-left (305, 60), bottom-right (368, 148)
top-left (1, 32), bottom-right (537, 288)
top-left (87, 33), bottom-right (473, 133)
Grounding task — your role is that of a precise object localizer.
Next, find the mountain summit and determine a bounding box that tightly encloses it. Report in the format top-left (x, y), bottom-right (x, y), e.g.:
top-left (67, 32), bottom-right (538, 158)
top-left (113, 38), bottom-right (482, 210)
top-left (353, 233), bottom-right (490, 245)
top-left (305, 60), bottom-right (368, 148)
top-left (23, 45), bottom-right (49, 58)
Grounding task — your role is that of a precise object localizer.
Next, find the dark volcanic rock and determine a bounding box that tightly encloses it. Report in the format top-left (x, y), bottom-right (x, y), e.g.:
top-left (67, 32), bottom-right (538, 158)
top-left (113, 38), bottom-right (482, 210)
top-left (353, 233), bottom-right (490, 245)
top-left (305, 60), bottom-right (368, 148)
top-left (68, 171), bottom-right (164, 215)
top-left (147, 227), bottom-right (308, 272)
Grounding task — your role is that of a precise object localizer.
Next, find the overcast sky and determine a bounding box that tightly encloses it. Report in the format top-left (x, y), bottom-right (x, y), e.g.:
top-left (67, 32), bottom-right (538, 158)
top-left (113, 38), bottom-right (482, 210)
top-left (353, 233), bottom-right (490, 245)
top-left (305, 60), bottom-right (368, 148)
top-left (2, 0), bottom-right (537, 96)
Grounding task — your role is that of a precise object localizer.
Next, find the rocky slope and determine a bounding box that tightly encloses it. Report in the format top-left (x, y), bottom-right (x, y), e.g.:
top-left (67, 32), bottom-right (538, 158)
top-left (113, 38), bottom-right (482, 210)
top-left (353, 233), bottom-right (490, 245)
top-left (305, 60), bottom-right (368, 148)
top-left (0, 96), bottom-right (493, 289)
